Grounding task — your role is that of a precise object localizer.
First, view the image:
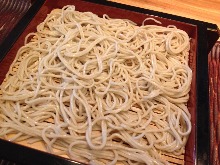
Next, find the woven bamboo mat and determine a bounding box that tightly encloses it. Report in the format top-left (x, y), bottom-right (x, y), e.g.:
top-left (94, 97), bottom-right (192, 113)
top-left (0, 0), bottom-right (31, 45)
top-left (209, 41), bottom-right (220, 165)
top-left (0, 1), bottom-right (31, 164)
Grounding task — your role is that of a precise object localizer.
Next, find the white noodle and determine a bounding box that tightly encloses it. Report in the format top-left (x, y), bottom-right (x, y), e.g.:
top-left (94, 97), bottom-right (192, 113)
top-left (0, 5), bottom-right (192, 165)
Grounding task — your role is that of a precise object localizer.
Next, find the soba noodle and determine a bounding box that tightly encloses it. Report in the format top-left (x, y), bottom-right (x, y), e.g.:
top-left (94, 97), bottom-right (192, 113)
top-left (0, 5), bottom-right (192, 165)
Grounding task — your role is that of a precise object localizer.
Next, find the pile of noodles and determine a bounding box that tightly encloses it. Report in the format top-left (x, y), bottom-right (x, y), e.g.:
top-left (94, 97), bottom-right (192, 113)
top-left (0, 5), bottom-right (192, 165)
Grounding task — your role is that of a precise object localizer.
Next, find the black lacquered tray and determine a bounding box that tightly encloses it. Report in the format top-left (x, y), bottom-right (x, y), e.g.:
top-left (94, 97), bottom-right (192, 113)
top-left (0, 0), bottom-right (219, 165)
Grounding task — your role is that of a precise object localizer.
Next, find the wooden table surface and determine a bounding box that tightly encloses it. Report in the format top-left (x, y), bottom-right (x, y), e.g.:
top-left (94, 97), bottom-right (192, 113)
top-left (109, 0), bottom-right (220, 36)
